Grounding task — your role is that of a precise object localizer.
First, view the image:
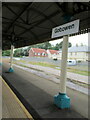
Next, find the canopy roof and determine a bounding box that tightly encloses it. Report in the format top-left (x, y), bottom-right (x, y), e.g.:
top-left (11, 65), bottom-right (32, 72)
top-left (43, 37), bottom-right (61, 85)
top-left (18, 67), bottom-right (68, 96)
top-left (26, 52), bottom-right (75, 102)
top-left (2, 2), bottom-right (90, 50)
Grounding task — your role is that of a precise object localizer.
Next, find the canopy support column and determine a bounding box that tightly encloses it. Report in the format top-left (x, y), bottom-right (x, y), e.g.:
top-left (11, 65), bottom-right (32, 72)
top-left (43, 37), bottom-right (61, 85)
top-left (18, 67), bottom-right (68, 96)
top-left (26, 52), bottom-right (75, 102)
top-left (8, 45), bottom-right (14, 72)
top-left (54, 35), bottom-right (70, 109)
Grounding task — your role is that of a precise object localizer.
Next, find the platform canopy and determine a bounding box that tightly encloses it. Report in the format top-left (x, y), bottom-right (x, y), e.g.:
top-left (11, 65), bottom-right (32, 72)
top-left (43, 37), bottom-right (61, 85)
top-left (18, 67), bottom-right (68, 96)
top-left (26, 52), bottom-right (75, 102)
top-left (2, 2), bottom-right (90, 50)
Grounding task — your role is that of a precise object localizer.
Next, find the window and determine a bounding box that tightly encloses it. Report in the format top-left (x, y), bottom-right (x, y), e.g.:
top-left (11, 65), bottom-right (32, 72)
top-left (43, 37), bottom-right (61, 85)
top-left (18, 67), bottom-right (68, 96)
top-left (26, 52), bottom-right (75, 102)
top-left (34, 53), bottom-right (37, 55)
top-left (42, 52), bottom-right (45, 56)
top-left (75, 52), bottom-right (77, 55)
top-left (38, 53), bottom-right (40, 55)
top-left (86, 52), bottom-right (88, 56)
top-left (68, 61), bottom-right (72, 63)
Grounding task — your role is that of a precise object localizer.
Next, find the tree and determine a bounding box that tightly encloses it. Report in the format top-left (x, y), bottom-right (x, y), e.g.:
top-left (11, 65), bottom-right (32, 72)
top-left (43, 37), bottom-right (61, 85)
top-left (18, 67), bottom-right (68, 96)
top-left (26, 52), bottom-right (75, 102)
top-left (28, 42), bottom-right (52, 50)
top-left (14, 48), bottom-right (24, 57)
top-left (2, 50), bottom-right (10, 56)
top-left (23, 48), bottom-right (30, 56)
top-left (54, 43), bottom-right (60, 50)
top-left (39, 42), bottom-right (52, 50)
top-left (21, 41), bottom-right (72, 55)
top-left (54, 41), bottom-right (72, 50)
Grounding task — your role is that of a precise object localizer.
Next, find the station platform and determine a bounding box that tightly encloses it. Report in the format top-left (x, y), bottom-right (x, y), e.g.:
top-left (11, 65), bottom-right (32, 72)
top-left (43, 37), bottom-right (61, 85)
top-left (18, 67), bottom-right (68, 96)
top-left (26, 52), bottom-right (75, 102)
top-left (1, 76), bottom-right (33, 119)
top-left (2, 63), bottom-right (88, 120)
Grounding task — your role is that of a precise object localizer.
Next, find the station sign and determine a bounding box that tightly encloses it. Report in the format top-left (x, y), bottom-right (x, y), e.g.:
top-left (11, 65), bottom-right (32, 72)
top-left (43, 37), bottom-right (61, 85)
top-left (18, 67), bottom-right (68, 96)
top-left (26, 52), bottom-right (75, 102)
top-left (52, 19), bottom-right (79, 38)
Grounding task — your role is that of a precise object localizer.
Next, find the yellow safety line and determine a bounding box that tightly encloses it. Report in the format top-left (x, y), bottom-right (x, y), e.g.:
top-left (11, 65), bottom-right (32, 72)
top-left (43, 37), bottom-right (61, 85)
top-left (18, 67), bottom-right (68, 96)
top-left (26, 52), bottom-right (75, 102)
top-left (1, 76), bottom-right (33, 119)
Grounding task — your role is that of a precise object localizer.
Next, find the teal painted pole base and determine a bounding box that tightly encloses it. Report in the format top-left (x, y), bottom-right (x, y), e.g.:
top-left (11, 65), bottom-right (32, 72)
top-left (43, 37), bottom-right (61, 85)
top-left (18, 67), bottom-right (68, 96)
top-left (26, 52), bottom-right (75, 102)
top-left (54, 93), bottom-right (70, 109)
top-left (8, 67), bottom-right (14, 72)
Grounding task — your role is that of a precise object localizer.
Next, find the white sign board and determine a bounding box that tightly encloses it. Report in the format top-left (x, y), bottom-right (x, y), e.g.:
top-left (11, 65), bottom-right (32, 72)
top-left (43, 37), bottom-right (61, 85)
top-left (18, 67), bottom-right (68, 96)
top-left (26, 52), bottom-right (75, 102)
top-left (52, 19), bottom-right (79, 38)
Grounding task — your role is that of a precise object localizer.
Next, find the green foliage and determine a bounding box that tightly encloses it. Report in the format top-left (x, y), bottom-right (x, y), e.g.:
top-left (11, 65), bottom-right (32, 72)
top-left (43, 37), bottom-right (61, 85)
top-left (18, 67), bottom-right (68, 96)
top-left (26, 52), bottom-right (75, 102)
top-left (30, 42), bottom-right (52, 50)
top-left (77, 60), bottom-right (82, 63)
top-left (2, 50), bottom-right (10, 56)
top-left (27, 41), bottom-right (72, 51)
top-left (14, 60), bottom-right (89, 76)
top-left (47, 41), bottom-right (72, 50)
top-left (14, 48), bottom-right (24, 57)
top-left (13, 41), bottom-right (72, 57)
top-left (29, 61), bottom-right (57, 68)
top-left (58, 41), bottom-right (72, 50)
top-left (23, 48), bottom-right (29, 56)
top-left (54, 43), bottom-right (60, 50)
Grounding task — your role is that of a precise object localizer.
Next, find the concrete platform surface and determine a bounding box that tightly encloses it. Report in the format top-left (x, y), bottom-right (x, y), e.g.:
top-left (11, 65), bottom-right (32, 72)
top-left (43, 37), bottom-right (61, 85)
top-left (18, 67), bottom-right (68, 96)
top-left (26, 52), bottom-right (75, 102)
top-left (2, 63), bottom-right (88, 120)
top-left (1, 76), bottom-right (33, 119)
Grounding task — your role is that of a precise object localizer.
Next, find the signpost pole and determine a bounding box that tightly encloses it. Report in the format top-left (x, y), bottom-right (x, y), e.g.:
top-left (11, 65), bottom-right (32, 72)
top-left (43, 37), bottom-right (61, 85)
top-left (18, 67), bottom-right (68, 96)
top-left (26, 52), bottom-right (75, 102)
top-left (54, 35), bottom-right (70, 109)
top-left (8, 45), bottom-right (14, 72)
top-left (52, 19), bottom-right (79, 109)
top-left (59, 35), bottom-right (68, 93)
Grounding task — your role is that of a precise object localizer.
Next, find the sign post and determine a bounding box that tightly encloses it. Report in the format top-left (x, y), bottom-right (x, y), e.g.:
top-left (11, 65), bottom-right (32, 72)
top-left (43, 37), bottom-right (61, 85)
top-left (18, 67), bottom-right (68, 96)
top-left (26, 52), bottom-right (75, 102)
top-left (59, 35), bottom-right (68, 93)
top-left (52, 19), bottom-right (79, 109)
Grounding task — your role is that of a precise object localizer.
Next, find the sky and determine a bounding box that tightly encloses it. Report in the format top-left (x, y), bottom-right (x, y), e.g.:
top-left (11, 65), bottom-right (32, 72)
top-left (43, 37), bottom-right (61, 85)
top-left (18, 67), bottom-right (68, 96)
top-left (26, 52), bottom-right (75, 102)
top-left (21, 33), bottom-right (89, 50)
top-left (49, 33), bottom-right (88, 47)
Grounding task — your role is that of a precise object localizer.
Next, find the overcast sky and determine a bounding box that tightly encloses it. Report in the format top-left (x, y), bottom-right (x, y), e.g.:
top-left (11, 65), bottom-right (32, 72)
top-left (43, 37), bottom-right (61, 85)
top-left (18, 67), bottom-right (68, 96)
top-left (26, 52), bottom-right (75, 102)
top-left (49, 33), bottom-right (88, 47)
